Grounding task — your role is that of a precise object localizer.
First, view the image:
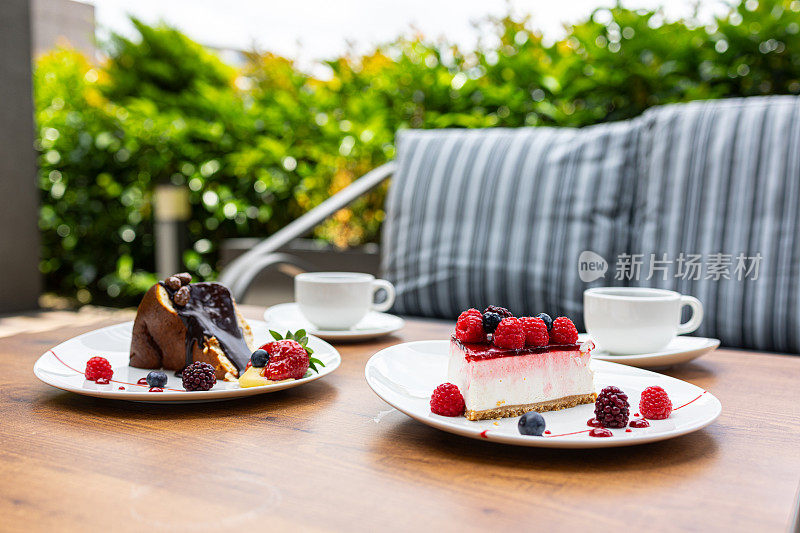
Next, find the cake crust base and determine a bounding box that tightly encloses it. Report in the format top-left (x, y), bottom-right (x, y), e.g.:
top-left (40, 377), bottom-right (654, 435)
top-left (465, 392), bottom-right (597, 421)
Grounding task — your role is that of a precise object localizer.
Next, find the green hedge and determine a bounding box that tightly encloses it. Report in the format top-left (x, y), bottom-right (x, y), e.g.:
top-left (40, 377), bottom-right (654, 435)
top-left (36, 1), bottom-right (800, 305)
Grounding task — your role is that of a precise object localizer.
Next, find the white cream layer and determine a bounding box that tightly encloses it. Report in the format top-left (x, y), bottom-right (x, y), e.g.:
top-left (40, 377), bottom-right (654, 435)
top-left (446, 340), bottom-right (594, 412)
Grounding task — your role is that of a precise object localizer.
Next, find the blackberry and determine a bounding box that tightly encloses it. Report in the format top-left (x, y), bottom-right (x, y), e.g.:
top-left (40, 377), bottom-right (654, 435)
top-left (518, 411), bottom-right (546, 436)
top-left (484, 305), bottom-right (513, 319)
top-left (536, 312), bottom-right (553, 331)
top-left (146, 370), bottom-right (168, 388)
top-left (594, 386), bottom-right (630, 428)
top-left (482, 312), bottom-right (502, 334)
top-left (181, 362), bottom-right (217, 391)
top-left (250, 349), bottom-right (270, 368)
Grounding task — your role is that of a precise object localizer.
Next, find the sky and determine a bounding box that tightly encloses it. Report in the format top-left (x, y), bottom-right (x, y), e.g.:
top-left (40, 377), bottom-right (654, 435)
top-left (79, 0), bottom-right (728, 73)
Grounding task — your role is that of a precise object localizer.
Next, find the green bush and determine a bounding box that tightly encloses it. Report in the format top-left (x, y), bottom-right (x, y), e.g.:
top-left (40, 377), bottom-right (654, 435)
top-left (36, 1), bottom-right (800, 305)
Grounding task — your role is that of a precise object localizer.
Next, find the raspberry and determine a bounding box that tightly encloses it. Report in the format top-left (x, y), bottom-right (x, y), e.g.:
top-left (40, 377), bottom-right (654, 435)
top-left (181, 361), bottom-right (217, 391)
top-left (461, 308), bottom-right (482, 319)
top-left (430, 383), bottom-right (465, 417)
top-left (456, 309), bottom-right (486, 343)
top-left (484, 305), bottom-right (513, 319)
top-left (263, 339), bottom-right (309, 380)
top-left (85, 356), bottom-right (113, 381)
top-left (594, 386), bottom-right (630, 428)
top-left (550, 316), bottom-right (579, 345)
top-left (493, 317), bottom-right (525, 349)
top-left (520, 317), bottom-right (549, 347)
top-left (639, 386), bottom-right (673, 420)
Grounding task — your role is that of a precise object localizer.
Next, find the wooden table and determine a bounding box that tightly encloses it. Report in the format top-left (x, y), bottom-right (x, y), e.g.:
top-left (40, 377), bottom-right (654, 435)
top-left (2, 306), bottom-right (799, 532)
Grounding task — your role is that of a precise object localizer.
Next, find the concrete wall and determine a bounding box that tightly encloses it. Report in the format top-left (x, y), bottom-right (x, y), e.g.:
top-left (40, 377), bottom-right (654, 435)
top-left (0, 0), bottom-right (42, 312)
top-left (31, 0), bottom-right (95, 58)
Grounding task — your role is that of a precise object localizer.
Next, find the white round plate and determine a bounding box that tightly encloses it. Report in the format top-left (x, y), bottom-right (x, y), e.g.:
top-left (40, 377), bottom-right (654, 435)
top-left (581, 334), bottom-right (721, 369)
top-left (264, 302), bottom-right (404, 342)
top-left (33, 319), bottom-right (341, 403)
top-left (365, 340), bottom-right (721, 448)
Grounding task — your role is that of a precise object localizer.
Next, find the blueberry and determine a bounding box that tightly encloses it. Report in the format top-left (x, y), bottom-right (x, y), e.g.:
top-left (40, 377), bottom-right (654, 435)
top-left (536, 313), bottom-right (553, 331)
top-left (518, 411), bottom-right (546, 436)
top-left (482, 312), bottom-right (502, 334)
top-left (146, 370), bottom-right (168, 388)
top-left (250, 349), bottom-right (270, 368)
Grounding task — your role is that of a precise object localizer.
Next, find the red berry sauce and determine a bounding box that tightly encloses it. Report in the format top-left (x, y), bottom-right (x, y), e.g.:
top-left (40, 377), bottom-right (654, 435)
top-left (634, 412), bottom-right (640, 417)
top-left (587, 418), bottom-right (604, 428)
top-left (625, 429), bottom-right (632, 433)
top-left (589, 428), bottom-right (613, 438)
top-left (149, 387), bottom-right (163, 393)
top-left (95, 377), bottom-right (110, 385)
top-left (543, 430), bottom-right (551, 435)
top-left (118, 386), bottom-right (125, 390)
top-left (137, 378), bottom-right (148, 385)
top-left (452, 336), bottom-right (580, 362)
top-left (629, 419), bottom-right (650, 429)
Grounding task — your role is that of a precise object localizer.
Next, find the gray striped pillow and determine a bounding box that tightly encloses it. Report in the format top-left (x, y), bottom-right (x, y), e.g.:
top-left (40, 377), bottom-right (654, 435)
top-left (381, 124), bottom-right (641, 325)
top-left (631, 96), bottom-right (800, 353)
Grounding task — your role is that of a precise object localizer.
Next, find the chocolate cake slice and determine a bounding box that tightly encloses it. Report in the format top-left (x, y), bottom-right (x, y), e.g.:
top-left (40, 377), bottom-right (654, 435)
top-left (129, 274), bottom-right (254, 380)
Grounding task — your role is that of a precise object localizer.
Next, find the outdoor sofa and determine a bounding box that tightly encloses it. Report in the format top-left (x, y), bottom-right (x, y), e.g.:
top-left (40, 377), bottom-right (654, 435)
top-left (220, 95), bottom-right (800, 354)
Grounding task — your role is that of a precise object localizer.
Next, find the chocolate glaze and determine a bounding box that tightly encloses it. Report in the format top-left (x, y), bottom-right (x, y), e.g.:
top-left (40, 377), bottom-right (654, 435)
top-left (159, 281), bottom-right (251, 374)
top-left (451, 335), bottom-right (580, 362)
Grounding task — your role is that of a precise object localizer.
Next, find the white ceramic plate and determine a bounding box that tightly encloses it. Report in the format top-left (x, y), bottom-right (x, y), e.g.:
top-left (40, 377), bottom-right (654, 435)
top-left (365, 340), bottom-right (721, 448)
top-left (582, 334), bottom-right (721, 369)
top-left (264, 302), bottom-right (404, 342)
top-left (33, 319), bottom-right (341, 403)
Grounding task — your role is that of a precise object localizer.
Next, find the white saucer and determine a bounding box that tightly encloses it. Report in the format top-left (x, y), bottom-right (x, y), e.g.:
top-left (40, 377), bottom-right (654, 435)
top-left (264, 302), bottom-right (404, 342)
top-left (581, 334), bottom-right (721, 369)
top-left (365, 340), bottom-right (721, 448)
top-left (33, 319), bottom-right (341, 403)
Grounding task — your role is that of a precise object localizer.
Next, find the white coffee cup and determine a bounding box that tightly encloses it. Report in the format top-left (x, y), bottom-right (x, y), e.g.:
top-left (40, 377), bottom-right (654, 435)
top-left (295, 272), bottom-right (396, 330)
top-left (583, 287), bottom-right (703, 355)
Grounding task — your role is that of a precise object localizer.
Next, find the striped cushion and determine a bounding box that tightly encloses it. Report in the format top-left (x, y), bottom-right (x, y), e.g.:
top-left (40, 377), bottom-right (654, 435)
top-left (381, 124), bottom-right (641, 326)
top-left (632, 96), bottom-right (800, 353)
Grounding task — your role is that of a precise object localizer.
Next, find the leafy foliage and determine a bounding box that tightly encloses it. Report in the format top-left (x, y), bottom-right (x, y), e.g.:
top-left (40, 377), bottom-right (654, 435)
top-left (35, 1), bottom-right (800, 305)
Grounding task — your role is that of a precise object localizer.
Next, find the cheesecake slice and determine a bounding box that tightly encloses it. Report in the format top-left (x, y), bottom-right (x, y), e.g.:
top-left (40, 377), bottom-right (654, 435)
top-left (447, 337), bottom-right (596, 421)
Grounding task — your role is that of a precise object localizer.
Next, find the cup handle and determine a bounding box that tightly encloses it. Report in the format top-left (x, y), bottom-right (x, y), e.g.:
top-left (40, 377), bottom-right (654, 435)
top-left (677, 295), bottom-right (703, 335)
top-left (371, 279), bottom-right (395, 312)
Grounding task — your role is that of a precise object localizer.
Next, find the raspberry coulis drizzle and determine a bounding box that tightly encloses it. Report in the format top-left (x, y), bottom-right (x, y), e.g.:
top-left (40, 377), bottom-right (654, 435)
top-left (49, 350), bottom-right (184, 391)
top-left (452, 336), bottom-right (580, 362)
top-left (542, 391), bottom-right (706, 438)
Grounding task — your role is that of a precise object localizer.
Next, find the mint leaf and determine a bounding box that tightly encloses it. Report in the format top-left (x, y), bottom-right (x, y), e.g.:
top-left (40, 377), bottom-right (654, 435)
top-left (308, 356), bottom-right (326, 373)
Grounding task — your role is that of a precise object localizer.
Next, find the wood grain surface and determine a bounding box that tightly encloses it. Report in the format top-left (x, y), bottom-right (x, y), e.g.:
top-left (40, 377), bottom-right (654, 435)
top-left (2, 305), bottom-right (799, 532)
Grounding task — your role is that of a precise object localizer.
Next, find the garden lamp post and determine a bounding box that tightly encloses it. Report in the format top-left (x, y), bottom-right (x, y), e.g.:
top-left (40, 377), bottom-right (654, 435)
top-left (154, 184), bottom-right (190, 279)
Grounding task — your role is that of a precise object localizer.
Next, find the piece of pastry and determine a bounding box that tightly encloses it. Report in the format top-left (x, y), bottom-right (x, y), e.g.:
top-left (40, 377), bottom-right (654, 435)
top-left (129, 273), bottom-right (254, 381)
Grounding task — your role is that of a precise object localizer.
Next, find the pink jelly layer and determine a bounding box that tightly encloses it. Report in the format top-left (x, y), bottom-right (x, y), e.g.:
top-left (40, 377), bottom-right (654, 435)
top-left (451, 336), bottom-right (580, 362)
